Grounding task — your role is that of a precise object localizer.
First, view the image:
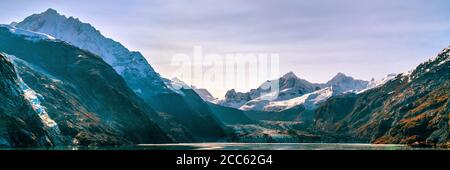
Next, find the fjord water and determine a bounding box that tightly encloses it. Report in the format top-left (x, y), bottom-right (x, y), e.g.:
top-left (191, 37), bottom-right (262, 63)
top-left (136, 143), bottom-right (432, 150)
top-left (4, 143), bottom-right (444, 150)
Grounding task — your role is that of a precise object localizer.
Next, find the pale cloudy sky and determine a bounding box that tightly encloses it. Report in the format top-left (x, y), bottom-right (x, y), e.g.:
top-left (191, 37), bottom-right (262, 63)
top-left (1, 0), bottom-right (450, 97)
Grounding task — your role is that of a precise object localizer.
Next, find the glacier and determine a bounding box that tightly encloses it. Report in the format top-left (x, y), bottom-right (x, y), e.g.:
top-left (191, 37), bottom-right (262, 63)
top-left (217, 72), bottom-right (369, 112)
top-left (3, 54), bottom-right (63, 145)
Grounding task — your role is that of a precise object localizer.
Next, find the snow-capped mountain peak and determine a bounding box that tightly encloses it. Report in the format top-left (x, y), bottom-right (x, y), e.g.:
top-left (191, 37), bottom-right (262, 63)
top-left (240, 86), bottom-right (335, 111)
top-left (192, 87), bottom-right (217, 101)
top-left (282, 71), bottom-right (298, 79)
top-left (326, 72), bottom-right (369, 93)
top-left (366, 73), bottom-right (397, 89)
top-left (215, 71), bottom-right (371, 111)
top-left (330, 72), bottom-right (347, 80)
top-left (15, 8), bottom-right (171, 96)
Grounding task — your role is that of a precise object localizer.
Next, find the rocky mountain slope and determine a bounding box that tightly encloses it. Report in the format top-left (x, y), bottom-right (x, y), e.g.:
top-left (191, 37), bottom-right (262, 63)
top-left (0, 25), bottom-right (171, 146)
top-left (325, 72), bottom-right (368, 93)
top-left (216, 72), bottom-right (369, 112)
top-left (314, 47), bottom-right (450, 147)
top-left (0, 53), bottom-right (54, 147)
top-left (193, 87), bottom-right (217, 101)
top-left (2, 8), bottom-right (448, 148)
top-left (14, 9), bottom-right (226, 142)
top-left (15, 8), bottom-right (168, 96)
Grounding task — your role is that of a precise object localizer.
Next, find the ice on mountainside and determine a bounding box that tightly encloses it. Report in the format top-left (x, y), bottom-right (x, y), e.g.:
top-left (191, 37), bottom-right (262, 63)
top-left (359, 73), bottom-right (397, 93)
top-left (192, 87), bottom-right (217, 101)
top-left (15, 8), bottom-right (171, 96)
top-left (3, 54), bottom-right (58, 129)
top-left (325, 72), bottom-right (368, 93)
top-left (0, 24), bottom-right (55, 41)
top-left (163, 77), bottom-right (190, 96)
top-left (217, 72), bottom-right (369, 112)
top-left (19, 80), bottom-right (58, 128)
top-left (2, 54), bottom-right (62, 144)
top-left (374, 47), bottom-right (450, 89)
top-left (240, 87), bottom-right (334, 111)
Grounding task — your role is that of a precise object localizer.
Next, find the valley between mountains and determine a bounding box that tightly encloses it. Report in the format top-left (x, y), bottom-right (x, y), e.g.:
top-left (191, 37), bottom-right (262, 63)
top-left (0, 9), bottom-right (448, 148)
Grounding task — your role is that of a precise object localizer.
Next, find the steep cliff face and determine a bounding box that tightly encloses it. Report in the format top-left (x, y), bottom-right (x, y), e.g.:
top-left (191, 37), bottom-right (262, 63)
top-left (314, 47), bottom-right (450, 147)
top-left (0, 53), bottom-right (53, 147)
top-left (0, 26), bottom-right (171, 146)
top-left (15, 8), bottom-right (168, 96)
top-left (15, 9), bottom-right (227, 142)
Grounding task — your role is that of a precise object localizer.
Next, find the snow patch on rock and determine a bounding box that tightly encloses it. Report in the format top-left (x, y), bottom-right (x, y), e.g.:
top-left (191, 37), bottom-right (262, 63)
top-left (241, 87), bottom-right (334, 111)
top-left (0, 24), bottom-right (55, 41)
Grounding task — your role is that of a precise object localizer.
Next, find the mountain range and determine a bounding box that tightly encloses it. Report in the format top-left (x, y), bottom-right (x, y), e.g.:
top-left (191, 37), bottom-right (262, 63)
top-left (12, 9), bottom-right (226, 142)
top-left (0, 9), bottom-right (448, 148)
top-left (314, 48), bottom-right (449, 147)
top-left (0, 26), bottom-right (170, 146)
top-left (214, 71), bottom-right (372, 112)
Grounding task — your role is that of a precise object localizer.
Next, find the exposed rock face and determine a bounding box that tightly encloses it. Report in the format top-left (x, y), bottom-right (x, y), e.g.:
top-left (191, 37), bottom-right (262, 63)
top-left (366, 73), bottom-right (397, 90)
top-left (217, 72), bottom-right (322, 110)
top-left (277, 72), bottom-right (321, 98)
top-left (193, 87), bottom-right (216, 101)
top-left (0, 26), bottom-right (171, 146)
top-left (15, 9), bottom-right (227, 142)
top-left (0, 53), bottom-right (53, 147)
top-left (15, 8), bottom-right (168, 96)
top-left (3, 8), bottom-right (448, 147)
top-left (219, 89), bottom-right (253, 108)
top-left (314, 47), bottom-right (450, 146)
top-left (325, 72), bottom-right (368, 93)
top-left (217, 72), bottom-right (368, 112)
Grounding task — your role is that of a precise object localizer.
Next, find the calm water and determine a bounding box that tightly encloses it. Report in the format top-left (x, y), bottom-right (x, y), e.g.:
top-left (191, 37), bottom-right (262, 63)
top-left (4, 143), bottom-right (446, 150)
top-left (135, 143), bottom-right (436, 150)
